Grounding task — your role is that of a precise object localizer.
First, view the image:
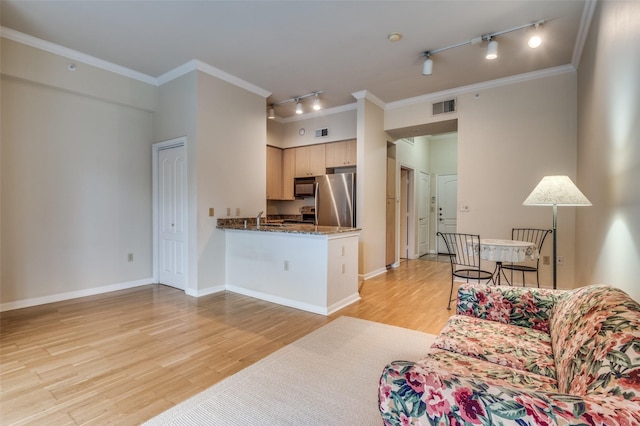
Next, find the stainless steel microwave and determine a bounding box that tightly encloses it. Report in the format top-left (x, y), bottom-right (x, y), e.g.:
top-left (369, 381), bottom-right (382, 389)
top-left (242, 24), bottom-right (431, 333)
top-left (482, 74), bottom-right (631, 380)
top-left (294, 177), bottom-right (315, 198)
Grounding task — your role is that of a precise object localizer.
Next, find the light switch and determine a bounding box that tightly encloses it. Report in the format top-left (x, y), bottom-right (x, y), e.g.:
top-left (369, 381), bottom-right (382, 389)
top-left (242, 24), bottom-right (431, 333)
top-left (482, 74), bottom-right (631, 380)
top-left (209, 208), bottom-right (215, 217)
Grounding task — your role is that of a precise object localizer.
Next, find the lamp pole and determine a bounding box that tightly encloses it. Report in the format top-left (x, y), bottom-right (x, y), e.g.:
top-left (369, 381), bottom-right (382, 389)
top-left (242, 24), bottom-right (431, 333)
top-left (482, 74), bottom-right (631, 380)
top-left (552, 204), bottom-right (557, 289)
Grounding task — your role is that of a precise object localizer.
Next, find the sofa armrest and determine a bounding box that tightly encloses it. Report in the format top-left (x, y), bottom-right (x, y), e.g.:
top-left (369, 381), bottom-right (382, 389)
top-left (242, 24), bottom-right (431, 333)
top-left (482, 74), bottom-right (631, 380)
top-left (379, 361), bottom-right (640, 426)
top-left (456, 283), bottom-right (565, 333)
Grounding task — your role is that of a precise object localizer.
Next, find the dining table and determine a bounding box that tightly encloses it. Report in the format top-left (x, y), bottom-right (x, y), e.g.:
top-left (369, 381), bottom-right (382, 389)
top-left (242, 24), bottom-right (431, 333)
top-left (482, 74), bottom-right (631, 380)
top-left (477, 238), bottom-right (539, 285)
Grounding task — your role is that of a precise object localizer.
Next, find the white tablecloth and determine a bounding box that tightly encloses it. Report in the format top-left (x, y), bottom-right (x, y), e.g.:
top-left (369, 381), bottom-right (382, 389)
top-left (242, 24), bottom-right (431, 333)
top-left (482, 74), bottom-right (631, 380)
top-left (478, 239), bottom-right (538, 262)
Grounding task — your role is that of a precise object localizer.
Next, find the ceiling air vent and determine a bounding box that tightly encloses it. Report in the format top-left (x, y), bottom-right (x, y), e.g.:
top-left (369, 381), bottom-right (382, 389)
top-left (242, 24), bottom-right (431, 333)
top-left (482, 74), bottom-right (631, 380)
top-left (315, 128), bottom-right (329, 138)
top-left (432, 98), bottom-right (456, 116)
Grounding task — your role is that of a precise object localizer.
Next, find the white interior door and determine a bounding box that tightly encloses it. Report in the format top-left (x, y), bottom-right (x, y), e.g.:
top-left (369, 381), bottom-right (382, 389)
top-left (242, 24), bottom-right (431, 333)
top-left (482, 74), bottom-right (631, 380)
top-left (437, 174), bottom-right (457, 253)
top-left (418, 172), bottom-right (430, 256)
top-left (158, 145), bottom-right (186, 289)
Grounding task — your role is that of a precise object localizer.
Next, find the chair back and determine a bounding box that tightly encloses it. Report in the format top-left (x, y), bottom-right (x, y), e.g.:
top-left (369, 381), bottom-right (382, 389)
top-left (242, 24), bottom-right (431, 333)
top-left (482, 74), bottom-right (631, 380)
top-left (437, 232), bottom-right (483, 269)
top-left (511, 228), bottom-right (551, 258)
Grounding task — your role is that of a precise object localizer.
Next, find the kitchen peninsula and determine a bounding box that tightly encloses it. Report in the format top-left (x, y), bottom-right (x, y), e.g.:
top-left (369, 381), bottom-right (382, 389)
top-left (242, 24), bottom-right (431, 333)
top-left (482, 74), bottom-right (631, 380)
top-left (217, 219), bottom-right (361, 315)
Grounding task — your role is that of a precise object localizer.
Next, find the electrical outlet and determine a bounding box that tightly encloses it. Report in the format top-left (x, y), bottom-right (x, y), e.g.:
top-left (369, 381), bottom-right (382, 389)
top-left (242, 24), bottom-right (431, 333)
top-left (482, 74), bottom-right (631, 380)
top-left (127, 253), bottom-right (134, 262)
top-left (226, 208), bottom-right (230, 216)
top-left (557, 256), bottom-right (564, 265)
top-left (542, 256), bottom-right (550, 265)
top-left (236, 208), bottom-right (241, 216)
top-left (209, 207), bottom-right (215, 217)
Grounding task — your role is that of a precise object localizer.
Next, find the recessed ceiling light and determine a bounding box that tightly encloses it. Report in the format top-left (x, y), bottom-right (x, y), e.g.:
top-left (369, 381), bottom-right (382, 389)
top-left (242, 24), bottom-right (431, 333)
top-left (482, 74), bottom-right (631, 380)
top-left (387, 32), bottom-right (402, 42)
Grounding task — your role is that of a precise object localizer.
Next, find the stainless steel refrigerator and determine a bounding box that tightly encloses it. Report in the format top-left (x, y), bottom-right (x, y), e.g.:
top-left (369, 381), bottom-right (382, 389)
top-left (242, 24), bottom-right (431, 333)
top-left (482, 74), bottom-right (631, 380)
top-left (314, 173), bottom-right (356, 227)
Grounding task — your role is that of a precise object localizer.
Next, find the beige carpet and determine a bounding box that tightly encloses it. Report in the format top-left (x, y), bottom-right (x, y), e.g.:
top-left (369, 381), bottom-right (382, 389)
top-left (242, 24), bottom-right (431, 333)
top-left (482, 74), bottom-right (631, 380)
top-left (144, 316), bottom-right (436, 426)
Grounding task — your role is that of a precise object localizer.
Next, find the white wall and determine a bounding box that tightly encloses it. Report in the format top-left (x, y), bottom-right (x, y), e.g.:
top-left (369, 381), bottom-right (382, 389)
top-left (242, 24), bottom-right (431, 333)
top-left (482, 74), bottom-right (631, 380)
top-left (195, 71), bottom-right (267, 293)
top-left (385, 72), bottom-right (577, 289)
top-left (575, 0), bottom-right (640, 301)
top-left (1, 39), bottom-right (156, 307)
top-left (356, 96), bottom-right (388, 278)
top-left (457, 74), bottom-right (577, 289)
top-left (153, 71), bottom-right (199, 293)
top-left (280, 108), bottom-right (357, 148)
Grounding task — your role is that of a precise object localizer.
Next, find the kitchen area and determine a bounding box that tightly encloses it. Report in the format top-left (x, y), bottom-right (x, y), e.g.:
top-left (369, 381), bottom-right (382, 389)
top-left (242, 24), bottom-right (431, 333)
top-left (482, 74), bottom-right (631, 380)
top-left (216, 138), bottom-right (360, 315)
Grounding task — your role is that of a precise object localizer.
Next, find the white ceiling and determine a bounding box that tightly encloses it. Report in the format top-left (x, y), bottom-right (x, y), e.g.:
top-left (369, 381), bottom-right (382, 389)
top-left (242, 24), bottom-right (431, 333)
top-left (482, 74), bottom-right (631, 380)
top-left (0, 1), bottom-right (589, 119)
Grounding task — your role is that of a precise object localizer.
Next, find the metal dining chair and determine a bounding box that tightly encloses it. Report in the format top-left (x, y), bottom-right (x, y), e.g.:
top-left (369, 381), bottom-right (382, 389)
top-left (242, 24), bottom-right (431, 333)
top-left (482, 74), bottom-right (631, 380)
top-left (501, 228), bottom-right (552, 288)
top-left (437, 232), bottom-right (494, 310)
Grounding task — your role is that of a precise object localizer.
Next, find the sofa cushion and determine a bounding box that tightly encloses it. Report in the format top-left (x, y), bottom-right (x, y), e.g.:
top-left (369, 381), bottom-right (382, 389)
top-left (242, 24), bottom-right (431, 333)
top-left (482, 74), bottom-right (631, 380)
top-left (549, 284), bottom-right (640, 396)
top-left (433, 315), bottom-right (557, 379)
top-left (456, 283), bottom-right (564, 333)
top-left (379, 355), bottom-right (640, 426)
top-left (417, 348), bottom-right (558, 392)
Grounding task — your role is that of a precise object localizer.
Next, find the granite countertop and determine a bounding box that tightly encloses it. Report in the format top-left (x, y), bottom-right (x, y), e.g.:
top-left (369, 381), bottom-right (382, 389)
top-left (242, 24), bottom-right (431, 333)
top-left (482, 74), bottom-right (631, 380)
top-left (216, 218), bottom-right (360, 235)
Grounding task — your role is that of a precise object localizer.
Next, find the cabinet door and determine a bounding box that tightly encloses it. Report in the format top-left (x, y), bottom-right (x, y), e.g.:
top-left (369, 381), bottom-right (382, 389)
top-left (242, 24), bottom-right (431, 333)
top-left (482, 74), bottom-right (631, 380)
top-left (281, 148), bottom-right (295, 200)
top-left (295, 144), bottom-right (326, 177)
top-left (325, 140), bottom-right (356, 167)
top-left (344, 139), bottom-right (357, 165)
top-left (308, 144), bottom-right (326, 176)
top-left (266, 146), bottom-right (282, 199)
top-left (294, 146), bottom-right (311, 177)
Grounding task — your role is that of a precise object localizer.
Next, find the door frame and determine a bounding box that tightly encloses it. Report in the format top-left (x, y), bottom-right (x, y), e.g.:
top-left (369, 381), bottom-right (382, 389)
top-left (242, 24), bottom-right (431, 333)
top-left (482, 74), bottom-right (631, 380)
top-left (399, 165), bottom-right (416, 260)
top-left (418, 171), bottom-right (430, 256)
top-left (152, 137), bottom-right (188, 288)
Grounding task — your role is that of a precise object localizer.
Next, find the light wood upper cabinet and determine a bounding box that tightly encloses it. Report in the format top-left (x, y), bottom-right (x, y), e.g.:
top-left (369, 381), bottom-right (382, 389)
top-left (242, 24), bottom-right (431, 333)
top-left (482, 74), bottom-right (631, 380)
top-left (325, 139), bottom-right (356, 168)
top-left (267, 146), bottom-right (295, 200)
top-left (267, 145), bottom-right (283, 199)
top-left (294, 144), bottom-right (326, 177)
top-left (281, 148), bottom-right (295, 200)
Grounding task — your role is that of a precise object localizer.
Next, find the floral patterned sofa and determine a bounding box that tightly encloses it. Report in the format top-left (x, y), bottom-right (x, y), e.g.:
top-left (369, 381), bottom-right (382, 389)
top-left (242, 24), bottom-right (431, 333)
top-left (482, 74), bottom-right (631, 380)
top-left (379, 283), bottom-right (640, 425)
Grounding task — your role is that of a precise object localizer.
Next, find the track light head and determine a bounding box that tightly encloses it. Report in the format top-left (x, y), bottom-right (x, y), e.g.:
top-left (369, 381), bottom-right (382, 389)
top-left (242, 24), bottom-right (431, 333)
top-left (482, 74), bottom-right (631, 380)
top-left (486, 39), bottom-right (498, 60)
top-left (528, 22), bottom-right (543, 48)
top-left (295, 99), bottom-right (303, 114)
top-left (267, 105), bottom-right (275, 119)
top-left (422, 53), bottom-right (433, 76)
top-left (313, 94), bottom-right (321, 111)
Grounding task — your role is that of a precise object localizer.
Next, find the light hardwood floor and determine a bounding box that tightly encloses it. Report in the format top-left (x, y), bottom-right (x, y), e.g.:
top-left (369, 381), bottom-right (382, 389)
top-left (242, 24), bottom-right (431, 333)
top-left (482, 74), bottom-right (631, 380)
top-left (0, 259), bottom-right (455, 425)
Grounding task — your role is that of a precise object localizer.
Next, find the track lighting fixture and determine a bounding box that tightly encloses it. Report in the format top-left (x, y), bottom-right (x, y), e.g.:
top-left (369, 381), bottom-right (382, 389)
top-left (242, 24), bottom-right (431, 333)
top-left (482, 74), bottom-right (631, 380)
top-left (485, 38), bottom-right (498, 60)
top-left (528, 23), bottom-right (542, 48)
top-left (420, 19), bottom-right (545, 75)
top-left (266, 91), bottom-right (324, 118)
top-left (422, 53), bottom-right (433, 76)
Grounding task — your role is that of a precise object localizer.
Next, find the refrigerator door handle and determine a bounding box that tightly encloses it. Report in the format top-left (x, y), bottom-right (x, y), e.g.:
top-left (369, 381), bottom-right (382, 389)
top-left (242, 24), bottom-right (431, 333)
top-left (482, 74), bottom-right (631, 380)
top-left (314, 181), bottom-right (319, 226)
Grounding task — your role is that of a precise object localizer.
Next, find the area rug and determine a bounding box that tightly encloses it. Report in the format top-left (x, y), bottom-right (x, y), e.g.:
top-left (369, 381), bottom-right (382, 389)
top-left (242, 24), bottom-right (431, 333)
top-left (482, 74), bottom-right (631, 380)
top-left (144, 316), bottom-right (436, 425)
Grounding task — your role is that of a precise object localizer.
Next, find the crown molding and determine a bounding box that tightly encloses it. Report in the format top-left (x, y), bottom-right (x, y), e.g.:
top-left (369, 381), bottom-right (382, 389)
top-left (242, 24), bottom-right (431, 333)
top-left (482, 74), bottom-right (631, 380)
top-left (385, 64), bottom-right (576, 111)
top-left (2, 27), bottom-right (271, 98)
top-left (571, 0), bottom-right (597, 68)
top-left (158, 59), bottom-right (271, 98)
top-left (351, 90), bottom-right (385, 109)
top-left (1, 26), bottom-right (157, 85)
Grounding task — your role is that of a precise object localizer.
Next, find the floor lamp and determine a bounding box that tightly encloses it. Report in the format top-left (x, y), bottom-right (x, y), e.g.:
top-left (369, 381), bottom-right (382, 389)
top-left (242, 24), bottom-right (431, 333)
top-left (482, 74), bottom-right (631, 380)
top-left (523, 176), bottom-right (591, 289)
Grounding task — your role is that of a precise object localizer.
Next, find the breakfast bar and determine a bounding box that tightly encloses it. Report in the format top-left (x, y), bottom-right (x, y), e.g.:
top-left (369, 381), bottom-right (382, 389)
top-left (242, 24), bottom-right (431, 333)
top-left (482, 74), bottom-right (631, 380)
top-left (217, 220), bottom-right (361, 315)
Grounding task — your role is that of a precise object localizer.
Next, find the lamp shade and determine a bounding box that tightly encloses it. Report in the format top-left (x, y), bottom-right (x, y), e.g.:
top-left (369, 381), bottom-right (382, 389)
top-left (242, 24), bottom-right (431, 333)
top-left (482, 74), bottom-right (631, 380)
top-left (523, 175), bottom-right (592, 206)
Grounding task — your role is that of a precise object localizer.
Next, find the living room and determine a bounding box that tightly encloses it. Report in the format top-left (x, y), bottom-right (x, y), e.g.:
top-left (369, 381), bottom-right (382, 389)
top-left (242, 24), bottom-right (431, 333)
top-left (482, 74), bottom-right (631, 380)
top-left (1, 0), bottom-right (639, 423)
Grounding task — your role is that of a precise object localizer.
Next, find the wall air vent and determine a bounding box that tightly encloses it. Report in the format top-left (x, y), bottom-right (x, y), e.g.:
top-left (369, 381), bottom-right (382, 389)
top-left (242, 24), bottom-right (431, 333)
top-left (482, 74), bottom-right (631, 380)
top-left (432, 98), bottom-right (456, 116)
top-left (315, 128), bottom-right (329, 138)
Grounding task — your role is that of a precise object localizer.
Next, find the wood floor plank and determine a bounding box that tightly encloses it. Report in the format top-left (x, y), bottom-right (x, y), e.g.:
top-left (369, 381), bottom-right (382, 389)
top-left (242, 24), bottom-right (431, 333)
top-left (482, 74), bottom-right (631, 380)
top-left (0, 259), bottom-right (455, 424)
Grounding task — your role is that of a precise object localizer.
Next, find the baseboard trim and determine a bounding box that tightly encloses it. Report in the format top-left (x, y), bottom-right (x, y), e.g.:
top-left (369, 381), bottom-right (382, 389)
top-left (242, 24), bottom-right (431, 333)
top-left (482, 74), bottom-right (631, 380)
top-left (226, 285), bottom-right (351, 316)
top-left (185, 285), bottom-right (225, 298)
top-left (0, 278), bottom-right (153, 312)
top-left (360, 267), bottom-right (388, 281)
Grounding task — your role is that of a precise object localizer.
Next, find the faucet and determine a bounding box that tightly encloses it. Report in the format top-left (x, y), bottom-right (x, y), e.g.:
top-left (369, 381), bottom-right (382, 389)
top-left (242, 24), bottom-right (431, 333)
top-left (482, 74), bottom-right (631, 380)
top-left (256, 210), bottom-right (264, 228)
